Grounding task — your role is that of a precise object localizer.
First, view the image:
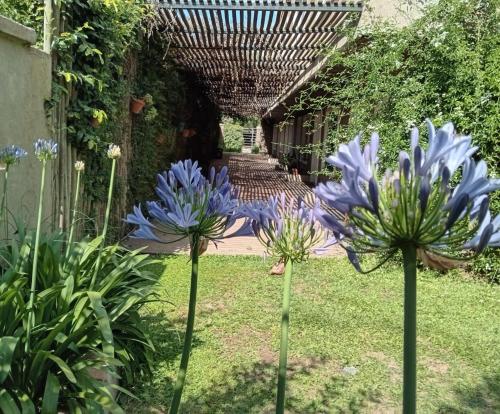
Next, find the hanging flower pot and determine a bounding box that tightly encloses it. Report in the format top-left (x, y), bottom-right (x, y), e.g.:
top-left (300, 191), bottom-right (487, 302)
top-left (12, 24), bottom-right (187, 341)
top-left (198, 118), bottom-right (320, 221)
top-left (130, 97), bottom-right (146, 114)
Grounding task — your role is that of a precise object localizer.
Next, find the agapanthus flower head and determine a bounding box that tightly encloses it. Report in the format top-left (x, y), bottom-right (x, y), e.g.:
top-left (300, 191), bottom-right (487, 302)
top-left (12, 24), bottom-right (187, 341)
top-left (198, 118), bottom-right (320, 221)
top-left (0, 145), bottom-right (27, 168)
top-left (315, 120), bottom-right (500, 271)
top-left (239, 193), bottom-right (323, 263)
top-left (107, 144), bottom-right (121, 159)
top-left (74, 160), bottom-right (85, 172)
top-left (126, 159), bottom-right (239, 243)
top-left (34, 139), bottom-right (58, 161)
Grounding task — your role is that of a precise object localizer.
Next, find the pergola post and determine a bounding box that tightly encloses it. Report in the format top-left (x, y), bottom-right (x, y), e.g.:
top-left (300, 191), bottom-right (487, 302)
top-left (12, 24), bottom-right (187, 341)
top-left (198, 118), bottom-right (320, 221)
top-left (43, 0), bottom-right (52, 53)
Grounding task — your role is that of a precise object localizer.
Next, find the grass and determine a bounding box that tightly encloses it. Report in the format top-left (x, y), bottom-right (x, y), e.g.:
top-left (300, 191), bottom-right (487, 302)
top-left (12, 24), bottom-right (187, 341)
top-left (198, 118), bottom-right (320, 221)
top-left (125, 255), bottom-right (500, 413)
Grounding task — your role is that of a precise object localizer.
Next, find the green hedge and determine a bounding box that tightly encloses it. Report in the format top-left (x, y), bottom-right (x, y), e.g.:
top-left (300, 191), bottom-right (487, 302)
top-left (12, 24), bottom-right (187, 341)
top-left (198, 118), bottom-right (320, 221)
top-left (223, 121), bottom-right (244, 152)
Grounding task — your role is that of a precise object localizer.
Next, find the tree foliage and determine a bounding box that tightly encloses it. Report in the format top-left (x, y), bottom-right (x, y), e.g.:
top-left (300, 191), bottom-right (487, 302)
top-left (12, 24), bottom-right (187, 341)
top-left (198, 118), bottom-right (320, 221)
top-left (287, 0), bottom-right (499, 278)
top-left (289, 0), bottom-right (499, 196)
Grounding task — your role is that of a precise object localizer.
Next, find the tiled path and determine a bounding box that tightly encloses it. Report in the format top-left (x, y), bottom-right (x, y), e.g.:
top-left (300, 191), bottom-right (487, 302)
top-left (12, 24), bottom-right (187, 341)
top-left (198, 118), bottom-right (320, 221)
top-left (124, 153), bottom-right (343, 257)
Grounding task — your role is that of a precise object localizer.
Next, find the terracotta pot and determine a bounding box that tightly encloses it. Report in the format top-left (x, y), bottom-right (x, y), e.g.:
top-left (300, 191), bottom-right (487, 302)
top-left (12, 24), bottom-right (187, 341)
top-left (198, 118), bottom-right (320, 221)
top-left (130, 97), bottom-right (146, 114)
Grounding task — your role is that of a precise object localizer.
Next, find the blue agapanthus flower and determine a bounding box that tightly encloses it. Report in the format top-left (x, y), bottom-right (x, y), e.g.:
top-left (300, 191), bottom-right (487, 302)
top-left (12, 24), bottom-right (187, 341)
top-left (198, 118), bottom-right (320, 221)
top-left (238, 193), bottom-right (323, 262)
top-left (0, 145), bottom-right (27, 168)
top-left (34, 139), bottom-right (58, 161)
top-left (315, 121), bottom-right (500, 270)
top-left (126, 160), bottom-right (239, 243)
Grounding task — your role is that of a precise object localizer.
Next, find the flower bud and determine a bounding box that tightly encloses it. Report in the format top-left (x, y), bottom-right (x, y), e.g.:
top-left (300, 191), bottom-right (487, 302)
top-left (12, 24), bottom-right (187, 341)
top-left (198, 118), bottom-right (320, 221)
top-left (74, 160), bottom-right (85, 172)
top-left (107, 144), bottom-right (121, 159)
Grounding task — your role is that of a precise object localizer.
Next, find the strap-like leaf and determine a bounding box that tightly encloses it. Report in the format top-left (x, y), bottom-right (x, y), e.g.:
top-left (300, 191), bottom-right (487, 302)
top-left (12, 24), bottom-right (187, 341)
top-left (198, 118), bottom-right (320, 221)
top-left (47, 354), bottom-right (77, 384)
top-left (13, 391), bottom-right (35, 414)
top-left (0, 336), bottom-right (19, 384)
top-left (0, 389), bottom-right (21, 414)
top-left (41, 372), bottom-right (60, 414)
top-left (87, 291), bottom-right (114, 356)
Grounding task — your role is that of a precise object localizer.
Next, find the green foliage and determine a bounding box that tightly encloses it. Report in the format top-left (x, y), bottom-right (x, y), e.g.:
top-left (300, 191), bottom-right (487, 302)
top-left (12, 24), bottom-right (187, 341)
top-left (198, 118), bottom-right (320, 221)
top-left (0, 0), bottom-right (43, 38)
top-left (469, 248), bottom-right (500, 284)
top-left (222, 119), bottom-right (244, 152)
top-left (290, 0), bottom-right (499, 203)
top-left (129, 36), bottom-right (187, 204)
top-left (50, 0), bottom-right (146, 150)
top-left (251, 145), bottom-right (260, 154)
top-left (288, 0), bottom-right (500, 280)
top-left (0, 229), bottom-right (159, 412)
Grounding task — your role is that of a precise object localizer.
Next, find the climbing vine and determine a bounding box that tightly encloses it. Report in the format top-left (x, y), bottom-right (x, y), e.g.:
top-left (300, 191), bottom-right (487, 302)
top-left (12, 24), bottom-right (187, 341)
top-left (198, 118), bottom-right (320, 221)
top-left (287, 0), bottom-right (500, 280)
top-left (129, 34), bottom-right (188, 203)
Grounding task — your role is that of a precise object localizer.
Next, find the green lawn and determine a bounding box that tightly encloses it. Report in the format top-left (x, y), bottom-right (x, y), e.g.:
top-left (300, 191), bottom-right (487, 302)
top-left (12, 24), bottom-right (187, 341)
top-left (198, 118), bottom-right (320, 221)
top-left (126, 255), bottom-right (500, 413)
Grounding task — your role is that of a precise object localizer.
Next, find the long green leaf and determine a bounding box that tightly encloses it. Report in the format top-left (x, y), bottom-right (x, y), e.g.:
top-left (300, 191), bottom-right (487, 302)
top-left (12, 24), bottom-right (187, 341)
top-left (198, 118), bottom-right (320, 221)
top-left (41, 372), bottom-right (60, 414)
top-left (0, 336), bottom-right (19, 384)
top-left (47, 354), bottom-right (77, 384)
top-left (13, 391), bottom-right (35, 414)
top-left (0, 389), bottom-right (21, 414)
top-left (87, 291), bottom-right (114, 356)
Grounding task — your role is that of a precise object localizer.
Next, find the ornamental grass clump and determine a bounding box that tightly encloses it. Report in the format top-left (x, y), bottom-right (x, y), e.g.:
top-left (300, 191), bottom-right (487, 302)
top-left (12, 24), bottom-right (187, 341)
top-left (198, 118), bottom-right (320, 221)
top-left (126, 159), bottom-right (239, 413)
top-left (314, 121), bottom-right (500, 413)
top-left (239, 193), bottom-right (322, 414)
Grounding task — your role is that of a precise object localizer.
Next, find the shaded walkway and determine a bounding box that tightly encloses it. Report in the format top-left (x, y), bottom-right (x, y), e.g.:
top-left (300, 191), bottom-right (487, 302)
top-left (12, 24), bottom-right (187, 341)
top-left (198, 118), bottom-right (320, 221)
top-left (212, 153), bottom-right (317, 204)
top-left (124, 153), bottom-right (342, 257)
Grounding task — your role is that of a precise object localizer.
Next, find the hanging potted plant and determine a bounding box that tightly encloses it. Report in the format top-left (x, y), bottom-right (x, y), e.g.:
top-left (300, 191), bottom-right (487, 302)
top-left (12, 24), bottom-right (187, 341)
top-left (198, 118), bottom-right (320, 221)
top-left (130, 97), bottom-right (146, 114)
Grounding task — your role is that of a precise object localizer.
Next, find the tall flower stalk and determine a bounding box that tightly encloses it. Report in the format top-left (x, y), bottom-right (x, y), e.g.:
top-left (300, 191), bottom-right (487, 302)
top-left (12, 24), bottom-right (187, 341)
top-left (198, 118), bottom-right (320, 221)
top-left (26, 139), bottom-right (58, 350)
top-left (90, 145), bottom-right (120, 289)
top-left (238, 194), bottom-right (322, 414)
top-left (126, 160), bottom-right (239, 413)
top-left (65, 161), bottom-right (85, 259)
top-left (315, 121), bottom-right (500, 413)
top-left (0, 145), bottom-right (27, 240)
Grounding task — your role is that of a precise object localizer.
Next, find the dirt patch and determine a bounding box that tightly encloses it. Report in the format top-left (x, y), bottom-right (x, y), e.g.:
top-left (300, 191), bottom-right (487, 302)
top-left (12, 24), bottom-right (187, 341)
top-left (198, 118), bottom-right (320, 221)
top-left (366, 351), bottom-right (401, 383)
top-left (424, 357), bottom-right (449, 374)
top-left (219, 325), bottom-right (274, 358)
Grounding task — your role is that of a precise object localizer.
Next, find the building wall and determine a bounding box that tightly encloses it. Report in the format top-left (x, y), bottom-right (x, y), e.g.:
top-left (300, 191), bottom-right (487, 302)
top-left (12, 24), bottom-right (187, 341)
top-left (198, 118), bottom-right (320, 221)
top-left (0, 16), bottom-right (53, 233)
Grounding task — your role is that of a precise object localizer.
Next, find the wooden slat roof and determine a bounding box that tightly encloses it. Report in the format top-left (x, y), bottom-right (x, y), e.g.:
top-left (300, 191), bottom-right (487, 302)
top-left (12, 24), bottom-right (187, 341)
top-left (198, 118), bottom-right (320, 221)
top-left (155, 0), bottom-right (363, 116)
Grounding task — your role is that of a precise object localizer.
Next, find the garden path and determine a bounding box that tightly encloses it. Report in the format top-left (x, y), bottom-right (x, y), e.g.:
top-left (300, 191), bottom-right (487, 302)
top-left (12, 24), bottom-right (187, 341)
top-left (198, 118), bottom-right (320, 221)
top-left (124, 153), bottom-right (343, 257)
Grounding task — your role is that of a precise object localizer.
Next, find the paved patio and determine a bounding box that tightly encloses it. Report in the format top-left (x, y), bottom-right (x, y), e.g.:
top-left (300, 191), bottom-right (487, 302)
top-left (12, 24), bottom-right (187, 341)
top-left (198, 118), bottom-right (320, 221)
top-left (124, 153), bottom-right (343, 257)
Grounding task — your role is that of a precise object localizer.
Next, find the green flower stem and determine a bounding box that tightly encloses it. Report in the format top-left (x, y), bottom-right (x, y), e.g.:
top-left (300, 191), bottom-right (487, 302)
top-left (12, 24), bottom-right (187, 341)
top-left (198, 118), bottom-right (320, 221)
top-left (402, 244), bottom-right (417, 414)
top-left (26, 160), bottom-right (47, 351)
top-left (1, 167), bottom-right (9, 240)
top-left (170, 234), bottom-right (200, 414)
top-left (90, 158), bottom-right (116, 290)
top-left (276, 259), bottom-right (293, 414)
top-left (65, 169), bottom-right (82, 259)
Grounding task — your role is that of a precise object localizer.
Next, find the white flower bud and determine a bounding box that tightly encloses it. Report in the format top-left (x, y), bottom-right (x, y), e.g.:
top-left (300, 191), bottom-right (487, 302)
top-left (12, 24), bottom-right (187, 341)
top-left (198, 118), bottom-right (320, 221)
top-left (107, 144), bottom-right (121, 159)
top-left (74, 160), bottom-right (85, 172)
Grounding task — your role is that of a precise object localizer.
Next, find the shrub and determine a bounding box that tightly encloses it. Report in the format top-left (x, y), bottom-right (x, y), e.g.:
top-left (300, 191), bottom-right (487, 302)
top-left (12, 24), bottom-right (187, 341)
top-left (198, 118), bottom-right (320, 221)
top-left (222, 121), bottom-right (244, 152)
top-left (251, 145), bottom-right (260, 154)
top-left (0, 230), bottom-right (159, 411)
top-left (470, 249), bottom-right (500, 284)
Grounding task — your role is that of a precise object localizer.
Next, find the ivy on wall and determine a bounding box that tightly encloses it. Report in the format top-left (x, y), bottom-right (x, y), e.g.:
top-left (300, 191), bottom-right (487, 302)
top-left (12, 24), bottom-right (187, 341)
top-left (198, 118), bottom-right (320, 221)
top-left (129, 35), bottom-right (187, 204)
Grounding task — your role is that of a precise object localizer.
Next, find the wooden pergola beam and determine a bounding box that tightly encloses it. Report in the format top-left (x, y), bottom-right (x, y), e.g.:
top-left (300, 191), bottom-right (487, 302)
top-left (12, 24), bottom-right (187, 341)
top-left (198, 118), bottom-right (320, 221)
top-left (157, 0), bottom-right (363, 13)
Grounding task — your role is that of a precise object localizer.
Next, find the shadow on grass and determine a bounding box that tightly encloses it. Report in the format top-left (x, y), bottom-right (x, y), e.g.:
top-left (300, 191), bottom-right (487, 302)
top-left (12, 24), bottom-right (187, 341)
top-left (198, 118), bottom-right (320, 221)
top-left (438, 373), bottom-right (500, 413)
top-left (181, 359), bottom-right (379, 413)
top-left (123, 309), bottom-right (205, 404)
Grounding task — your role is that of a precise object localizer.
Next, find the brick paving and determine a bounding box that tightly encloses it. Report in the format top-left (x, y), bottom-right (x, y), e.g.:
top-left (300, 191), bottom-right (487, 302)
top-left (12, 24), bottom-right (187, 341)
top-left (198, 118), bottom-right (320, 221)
top-left (124, 153), bottom-right (343, 257)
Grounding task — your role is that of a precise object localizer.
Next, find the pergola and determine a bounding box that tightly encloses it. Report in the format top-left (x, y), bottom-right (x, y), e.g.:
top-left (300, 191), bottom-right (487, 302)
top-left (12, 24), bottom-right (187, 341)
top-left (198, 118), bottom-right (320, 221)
top-left (155, 0), bottom-right (364, 116)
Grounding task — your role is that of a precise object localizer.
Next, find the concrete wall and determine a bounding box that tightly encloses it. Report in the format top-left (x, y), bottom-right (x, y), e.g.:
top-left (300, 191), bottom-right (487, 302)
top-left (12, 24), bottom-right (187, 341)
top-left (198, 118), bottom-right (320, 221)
top-left (0, 15), bottom-right (53, 233)
top-left (359, 0), bottom-right (424, 28)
